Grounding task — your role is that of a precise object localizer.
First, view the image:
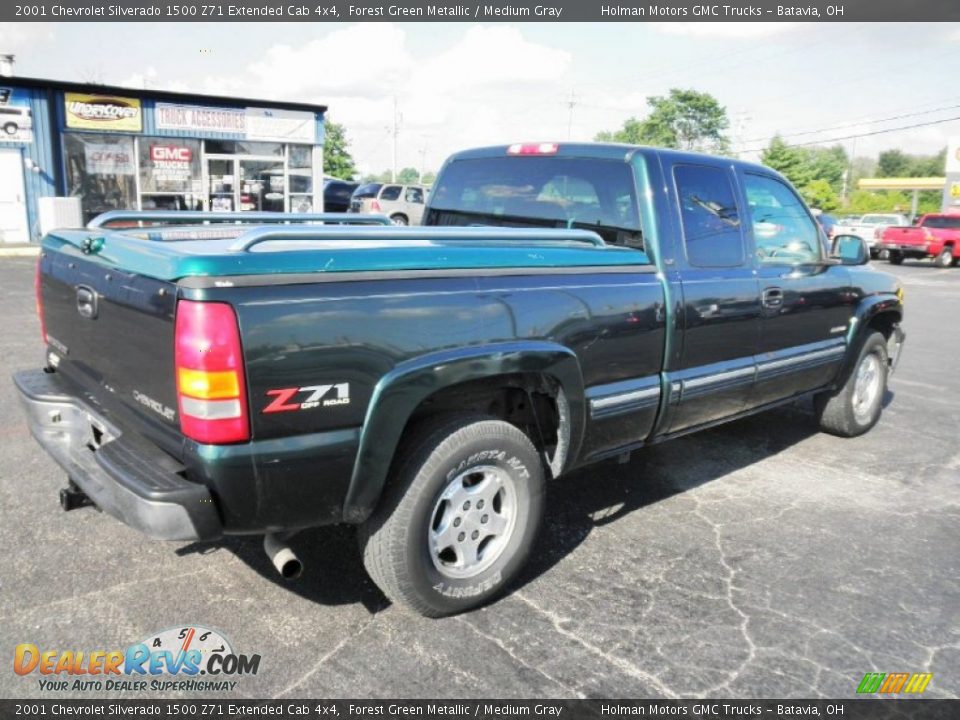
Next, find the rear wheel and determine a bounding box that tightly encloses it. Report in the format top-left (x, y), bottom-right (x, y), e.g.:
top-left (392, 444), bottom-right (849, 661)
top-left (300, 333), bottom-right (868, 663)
top-left (814, 332), bottom-right (888, 437)
top-left (359, 415), bottom-right (544, 617)
top-left (888, 252), bottom-right (903, 265)
top-left (935, 247), bottom-right (954, 268)
top-left (390, 214), bottom-right (408, 226)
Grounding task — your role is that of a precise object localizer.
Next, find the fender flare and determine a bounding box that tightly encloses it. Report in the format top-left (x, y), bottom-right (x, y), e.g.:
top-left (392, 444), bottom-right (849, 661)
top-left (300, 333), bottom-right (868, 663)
top-left (342, 341), bottom-right (585, 523)
top-left (838, 293), bottom-right (903, 384)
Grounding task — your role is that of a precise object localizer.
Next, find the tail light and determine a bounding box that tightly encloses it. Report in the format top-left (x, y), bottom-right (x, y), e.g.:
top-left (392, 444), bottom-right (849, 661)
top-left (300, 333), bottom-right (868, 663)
top-left (370, 200), bottom-right (381, 212)
top-left (507, 143), bottom-right (559, 155)
top-left (35, 257), bottom-right (47, 344)
top-left (174, 300), bottom-right (249, 444)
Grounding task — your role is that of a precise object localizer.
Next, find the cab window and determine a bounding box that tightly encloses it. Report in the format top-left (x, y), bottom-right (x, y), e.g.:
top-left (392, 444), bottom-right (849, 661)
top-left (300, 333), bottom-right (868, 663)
top-left (673, 164), bottom-right (744, 268)
top-left (744, 174), bottom-right (821, 264)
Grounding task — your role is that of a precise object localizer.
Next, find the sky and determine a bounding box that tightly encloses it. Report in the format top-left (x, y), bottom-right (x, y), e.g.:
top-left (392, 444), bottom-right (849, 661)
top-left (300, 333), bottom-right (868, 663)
top-left (1, 21), bottom-right (958, 176)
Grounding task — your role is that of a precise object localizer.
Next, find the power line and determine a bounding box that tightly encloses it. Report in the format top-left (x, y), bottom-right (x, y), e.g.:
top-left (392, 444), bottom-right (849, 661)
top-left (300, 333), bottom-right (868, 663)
top-left (738, 102), bottom-right (960, 145)
top-left (737, 114), bottom-right (960, 154)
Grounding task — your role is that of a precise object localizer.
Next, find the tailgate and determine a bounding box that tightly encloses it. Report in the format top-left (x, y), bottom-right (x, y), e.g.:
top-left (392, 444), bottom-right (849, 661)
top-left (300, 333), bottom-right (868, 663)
top-left (40, 248), bottom-right (181, 447)
top-left (883, 227), bottom-right (924, 246)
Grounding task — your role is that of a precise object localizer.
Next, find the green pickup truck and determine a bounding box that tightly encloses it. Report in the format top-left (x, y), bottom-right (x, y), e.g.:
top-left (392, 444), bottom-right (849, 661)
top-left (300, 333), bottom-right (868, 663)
top-left (15, 144), bottom-right (905, 616)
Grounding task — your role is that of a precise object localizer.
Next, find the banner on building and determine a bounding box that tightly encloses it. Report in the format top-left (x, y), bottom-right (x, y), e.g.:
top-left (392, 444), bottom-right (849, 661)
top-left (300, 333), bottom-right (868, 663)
top-left (245, 107), bottom-right (315, 143)
top-left (0, 87), bottom-right (34, 143)
top-left (65, 93), bottom-right (142, 132)
top-left (155, 102), bottom-right (246, 135)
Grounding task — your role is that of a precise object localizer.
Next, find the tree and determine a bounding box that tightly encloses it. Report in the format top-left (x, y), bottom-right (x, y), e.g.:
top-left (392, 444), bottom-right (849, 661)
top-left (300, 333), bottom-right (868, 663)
top-left (801, 179), bottom-right (840, 212)
top-left (595, 89), bottom-right (730, 153)
top-left (761, 136), bottom-right (815, 189)
top-left (323, 121), bottom-right (357, 180)
top-left (876, 149), bottom-right (911, 178)
top-left (397, 167), bottom-right (420, 184)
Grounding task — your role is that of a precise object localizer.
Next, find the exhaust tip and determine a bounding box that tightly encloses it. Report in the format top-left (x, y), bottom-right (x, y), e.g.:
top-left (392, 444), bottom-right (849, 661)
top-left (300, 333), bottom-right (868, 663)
top-left (263, 533), bottom-right (303, 581)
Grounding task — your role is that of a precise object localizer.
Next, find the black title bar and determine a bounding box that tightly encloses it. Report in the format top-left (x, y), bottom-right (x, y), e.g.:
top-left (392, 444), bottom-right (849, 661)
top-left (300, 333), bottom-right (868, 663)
top-left (6, 0), bottom-right (960, 22)
top-left (1, 699), bottom-right (959, 720)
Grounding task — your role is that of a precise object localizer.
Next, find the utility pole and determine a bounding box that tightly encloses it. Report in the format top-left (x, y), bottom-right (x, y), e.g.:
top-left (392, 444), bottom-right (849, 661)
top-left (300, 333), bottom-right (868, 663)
top-left (391, 96), bottom-right (401, 183)
top-left (566, 90), bottom-right (577, 140)
top-left (418, 141), bottom-right (429, 183)
top-left (731, 111), bottom-right (752, 157)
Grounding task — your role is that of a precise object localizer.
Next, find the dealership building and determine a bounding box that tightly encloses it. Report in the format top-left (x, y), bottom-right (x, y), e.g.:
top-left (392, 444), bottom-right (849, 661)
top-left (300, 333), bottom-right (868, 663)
top-left (0, 76), bottom-right (328, 244)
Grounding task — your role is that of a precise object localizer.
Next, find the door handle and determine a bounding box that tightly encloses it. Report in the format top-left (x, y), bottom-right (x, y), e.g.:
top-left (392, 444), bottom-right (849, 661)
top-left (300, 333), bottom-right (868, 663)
top-left (762, 287), bottom-right (784, 309)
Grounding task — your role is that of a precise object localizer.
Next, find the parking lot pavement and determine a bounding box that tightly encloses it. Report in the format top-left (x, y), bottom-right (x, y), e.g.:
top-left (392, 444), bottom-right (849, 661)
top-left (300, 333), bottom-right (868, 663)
top-left (1, 257), bottom-right (957, 700)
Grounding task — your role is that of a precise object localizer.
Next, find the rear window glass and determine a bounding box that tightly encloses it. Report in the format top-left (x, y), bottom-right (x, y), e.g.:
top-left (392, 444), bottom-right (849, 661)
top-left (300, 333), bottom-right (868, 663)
top-left (428, 156), bottom-right (643, 247)
top-left (353, 183), bottom-right (382, 199)
top-left (380, 185), bottom-right (403, 201)
top-left (673, 164), bottom-right (744, 268)
top-left (924, 216), bottom-right (960, 229)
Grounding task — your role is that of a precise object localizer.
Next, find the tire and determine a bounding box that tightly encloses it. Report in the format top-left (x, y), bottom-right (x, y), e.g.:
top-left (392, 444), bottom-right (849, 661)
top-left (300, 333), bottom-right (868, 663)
top-left (390, 214), bottom-right (408, 226)
top-left (2, 122), bottom-right (16, 135)
top-left (359, 415), bottom-right (545, 617)
top-left (888, 252), bottom-right (903, 265)
top-left (934, 248), bottom-right (954, 268)
top-left (814, 332), bottom-right (888, 438)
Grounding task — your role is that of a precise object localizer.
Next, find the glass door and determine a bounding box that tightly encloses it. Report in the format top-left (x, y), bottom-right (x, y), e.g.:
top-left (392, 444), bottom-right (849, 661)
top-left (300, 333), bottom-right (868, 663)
top-left (207, 158), bottom-right (235, 212)
top-left (238, 159), bottom-right (285, 212)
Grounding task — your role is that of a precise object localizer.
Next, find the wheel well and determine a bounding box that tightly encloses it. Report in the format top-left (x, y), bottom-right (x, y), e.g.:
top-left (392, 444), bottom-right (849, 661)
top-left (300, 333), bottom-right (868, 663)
top-left (867, 311), bottom-right (901, 340)
top-left (403, 373), bottom-right (565, 477)
top-left (390, 212), bottom-right (408, 221)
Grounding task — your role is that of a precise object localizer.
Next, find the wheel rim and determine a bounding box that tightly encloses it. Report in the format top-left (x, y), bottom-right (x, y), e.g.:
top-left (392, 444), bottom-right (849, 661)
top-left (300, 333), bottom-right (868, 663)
top-left (852, 353), bottom-right (883, 424)
top-left (428, 465), bottom-right (518, 580)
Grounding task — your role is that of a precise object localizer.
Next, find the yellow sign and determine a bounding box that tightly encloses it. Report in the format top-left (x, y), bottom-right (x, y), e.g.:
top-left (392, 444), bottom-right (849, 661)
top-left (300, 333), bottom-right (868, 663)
top-left (952, 182), bottom-right (960, 199)
top-left (65, 93), bottom-right (141, 132)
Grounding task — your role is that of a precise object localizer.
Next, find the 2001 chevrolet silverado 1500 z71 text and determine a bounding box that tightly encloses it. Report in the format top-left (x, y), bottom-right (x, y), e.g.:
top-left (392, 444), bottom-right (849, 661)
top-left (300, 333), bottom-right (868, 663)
top-left (15, 144), bottom-right (905, 616)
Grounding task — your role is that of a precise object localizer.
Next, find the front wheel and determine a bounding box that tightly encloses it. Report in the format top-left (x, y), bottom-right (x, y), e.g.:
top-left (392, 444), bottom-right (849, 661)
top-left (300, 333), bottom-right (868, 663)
top-left (359, 415), bottom-right (544, 617)
top-left (814, 332), bottom-right (888, 437)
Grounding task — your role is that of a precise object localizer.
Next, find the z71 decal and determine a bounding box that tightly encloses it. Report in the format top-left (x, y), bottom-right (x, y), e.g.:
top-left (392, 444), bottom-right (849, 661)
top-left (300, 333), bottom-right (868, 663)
top-left (263, 383), bottom-right (351, 413)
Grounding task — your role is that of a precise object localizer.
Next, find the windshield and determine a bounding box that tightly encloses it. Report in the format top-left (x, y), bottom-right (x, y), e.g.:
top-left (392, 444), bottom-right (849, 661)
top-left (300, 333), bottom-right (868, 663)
top-left (427, 156), bottom-right (644, 248)
top-left (924, 216), bottom-right (960, 229)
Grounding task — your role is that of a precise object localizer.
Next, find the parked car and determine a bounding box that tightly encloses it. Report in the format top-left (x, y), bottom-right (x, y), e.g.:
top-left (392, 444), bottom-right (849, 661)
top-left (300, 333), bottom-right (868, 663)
top-left (15, 145), bottom-right (905, 617)
top-left (879, 213), bottom-right (960, 267)
top-left (349, 183), bottom-right (427, 225)
top-left (834, 213), bottom-right (909, 258)
top-left (323, 179), bottom-right (359, 213)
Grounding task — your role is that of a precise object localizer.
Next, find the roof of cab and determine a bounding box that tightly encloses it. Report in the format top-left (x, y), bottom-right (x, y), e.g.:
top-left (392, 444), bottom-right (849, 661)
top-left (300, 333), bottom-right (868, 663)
top-left (443, 142), bottom-right (776, 176)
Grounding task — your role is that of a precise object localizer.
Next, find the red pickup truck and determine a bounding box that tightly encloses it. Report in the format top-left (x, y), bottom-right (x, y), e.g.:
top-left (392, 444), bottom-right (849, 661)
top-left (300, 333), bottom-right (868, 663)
top-left (879, 213), bottom-right (960, 267)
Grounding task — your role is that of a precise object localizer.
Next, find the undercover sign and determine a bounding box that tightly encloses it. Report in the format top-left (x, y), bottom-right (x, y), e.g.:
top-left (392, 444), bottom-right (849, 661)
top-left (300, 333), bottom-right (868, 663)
top-left (65, 93), bottom-right (142, 132)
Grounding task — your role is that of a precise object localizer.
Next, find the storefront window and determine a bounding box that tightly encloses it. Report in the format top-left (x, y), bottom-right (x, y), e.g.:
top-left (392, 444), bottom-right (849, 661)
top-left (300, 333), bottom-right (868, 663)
top-left (288, 144), bottom-right (313, 211)
top-left (205, 140), bottom-right (283, 156)
top-left (138, 137), bottom-right (203, 211)
top-left (63, 133), bottom-right (137, 223)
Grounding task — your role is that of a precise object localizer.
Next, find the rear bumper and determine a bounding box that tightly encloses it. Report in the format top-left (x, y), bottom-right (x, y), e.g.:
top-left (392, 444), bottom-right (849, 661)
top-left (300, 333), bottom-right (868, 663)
top-left (13, 369), bottom-right (222, 541)
top-left (879, 242), bottom-right (929, 257)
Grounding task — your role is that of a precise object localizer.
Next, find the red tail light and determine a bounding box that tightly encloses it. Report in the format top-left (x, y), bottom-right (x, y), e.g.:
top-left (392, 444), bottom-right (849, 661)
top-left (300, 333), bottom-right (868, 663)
top-left (371, 200), bottom-right (381, 212)
top-left (174, 300), bottom-right (249, 444)
top-left (35, 257), bottom-right (47, 344)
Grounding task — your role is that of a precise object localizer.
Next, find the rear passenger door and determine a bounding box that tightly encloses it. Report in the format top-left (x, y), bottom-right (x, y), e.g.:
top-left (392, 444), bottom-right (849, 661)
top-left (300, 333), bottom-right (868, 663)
top-left (667, 163), bottom-right (762, 433)
top-left (740, 172), bottom-right (853, 406)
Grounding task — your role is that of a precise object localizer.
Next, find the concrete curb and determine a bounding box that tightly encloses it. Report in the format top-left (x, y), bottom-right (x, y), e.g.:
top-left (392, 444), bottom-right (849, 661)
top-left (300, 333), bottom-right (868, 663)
top-left (0, 246), bottom-right (40, 258)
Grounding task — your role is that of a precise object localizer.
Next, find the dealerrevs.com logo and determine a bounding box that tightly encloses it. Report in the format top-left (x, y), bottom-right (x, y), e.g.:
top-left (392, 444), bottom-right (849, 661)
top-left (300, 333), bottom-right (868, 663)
top-left (14, 626), bottom-right (261, 693)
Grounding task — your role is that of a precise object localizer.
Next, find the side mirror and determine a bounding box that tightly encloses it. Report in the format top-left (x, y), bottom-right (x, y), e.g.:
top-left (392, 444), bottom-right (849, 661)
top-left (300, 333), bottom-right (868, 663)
top-left (831, 234), bottom-right (869, 265)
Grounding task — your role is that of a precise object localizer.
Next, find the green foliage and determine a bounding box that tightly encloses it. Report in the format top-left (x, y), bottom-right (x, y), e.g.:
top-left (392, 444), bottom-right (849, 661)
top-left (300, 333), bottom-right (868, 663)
top-left (397, 167), bottom-right (420, 184)
top-left (594, 89), bottom-right (730, 153)
top-left (761, 136), bottom-right (848, 200)
top-left (801, 179), bottom-right (840, 212)
top-left (323, 121), bottom-right (358, 180)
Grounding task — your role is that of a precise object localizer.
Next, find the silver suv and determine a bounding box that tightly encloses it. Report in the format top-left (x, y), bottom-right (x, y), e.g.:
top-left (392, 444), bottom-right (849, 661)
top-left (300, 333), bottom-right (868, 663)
top-left (349, 183), bottom-right (427, 225)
